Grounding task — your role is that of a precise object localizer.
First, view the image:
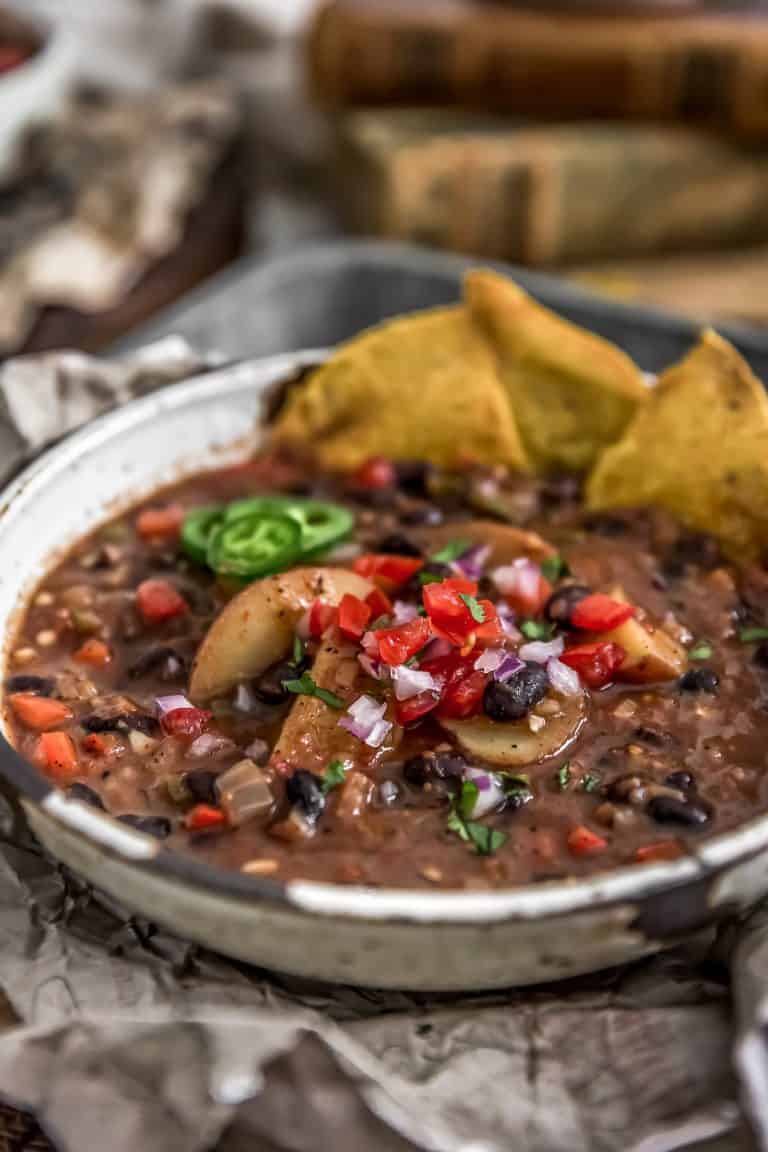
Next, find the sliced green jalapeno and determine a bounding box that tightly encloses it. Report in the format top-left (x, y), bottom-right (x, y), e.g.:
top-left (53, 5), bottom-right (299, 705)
top-left (181, 505), bottom-right (225, 565)
top-left (206, 512), bottom-right (302, 578)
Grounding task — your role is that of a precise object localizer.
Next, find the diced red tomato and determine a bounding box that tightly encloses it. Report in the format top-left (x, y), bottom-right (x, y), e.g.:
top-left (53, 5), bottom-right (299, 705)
top-left (136, 579), bottom-right (188, 625)
top-left (136, 504), bottom-right (185, 541)
top-left (571, 594), bottom-right (635, 632)
top-left (185, 803), bottom-right (227, 832)
top-left (37, 732), bottom-right (78, 782)
top-left (351, 456), bottom-right (397, 490)
top-left (473, 601), bottom-right (503, 645)
top-left (567, 825), bottom-right (607, 857)
top-left (82, 733), bottom-right (117, 758)
top-left (560, 641), bottom-right (626, 689)
top-left (422, 577), bottom-right (483, 645)
top-left (437, 668), bottom-right (488, 719)
top-left (9, 694), bottom-right (72, 731)
top-left (73, 638), bottom-right (112, 667)
top-left (503, 573), bottom-right (552, 618)
top-left (353, 554), bottom-right (423, 591)
top-left (161, 708), bottom-right (212, 739)
top-left (376, 616), bottom-right (432, 666)
top-left (365, 586), bottom-right (392, 619)
top-left (308, 599), bottom-right (339, 639)
top-left (394, 690), bottom-right (442, 726)
top-left (338, 593), bottom-right (372, 641)
top-left (635, 841), bottom-right (683, 864)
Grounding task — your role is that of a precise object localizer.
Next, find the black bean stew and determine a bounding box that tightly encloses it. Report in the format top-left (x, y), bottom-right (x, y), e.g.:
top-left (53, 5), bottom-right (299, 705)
top-left (6, 451), bottom-right (768, 889)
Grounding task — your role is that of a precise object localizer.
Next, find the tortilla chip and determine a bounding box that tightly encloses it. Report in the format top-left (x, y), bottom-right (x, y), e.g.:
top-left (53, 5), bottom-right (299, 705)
top-left (272, 306), bottom-right (529, 471)
top-left (465, 270), bottom-right (647, 473)
top-left (587, 329), bottom-right (768, 560)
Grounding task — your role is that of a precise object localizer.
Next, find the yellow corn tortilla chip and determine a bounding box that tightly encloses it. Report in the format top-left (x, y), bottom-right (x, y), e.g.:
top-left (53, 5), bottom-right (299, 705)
top-left (272, 306), bottom-right (529, 471)
top-left (587, 329), bottom-right (768, 560)
top-left (465, 269), bottom-right (647, 473)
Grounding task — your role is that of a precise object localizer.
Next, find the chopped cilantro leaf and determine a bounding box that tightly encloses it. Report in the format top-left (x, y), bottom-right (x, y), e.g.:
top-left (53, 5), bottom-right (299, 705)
top-left (321, 760), bottom-right (346, 794)
top-left (466, 823), bottom-right (507, 856)
top-left (689, 641), bottom-right (713, 661)
top-left (739, 627), bottom-right (768, 643)
top-left (556, 763), bottom-right (571, 790)
top-left (292, 634), bottom-right (305, 664)
top-left (578, 772), bottom-right (602, 793)
top-left (541, 554), bottom-right (571, 583)
top-left (430, 538), bottom-right (470, 564)
top-left (459, 593), bottom-right (486, 623)
top-left (368, 614), bottom-right (391, 630)
top-left (446, 809), bottom-right (470, 843)
top-left (418, 571), bottom-right (443, 586)
top-left (458, 779), bottom-right (479, 820)
top-left (520, 618), bottom-right (555, 641)
top-left (282, 672), bottom-right (345, 710)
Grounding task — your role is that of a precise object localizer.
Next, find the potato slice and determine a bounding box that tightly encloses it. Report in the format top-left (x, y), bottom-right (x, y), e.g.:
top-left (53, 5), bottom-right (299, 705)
top-left (606, 615), bottom-right (686, 684)
top-left (466, 269), bottom-right (646, 473)
top-left (272, 306), bottom-right (530, 472)
top-left (440, 693), bottom-right (586, 768)
top-left (587, 330), bottom-right (768, 560)
top-left (413, 519), bottom-right (555, 565)
top-left (269, 635), bottom-right (395, 776)
top-left (189, 566), bottom-right (373, 702)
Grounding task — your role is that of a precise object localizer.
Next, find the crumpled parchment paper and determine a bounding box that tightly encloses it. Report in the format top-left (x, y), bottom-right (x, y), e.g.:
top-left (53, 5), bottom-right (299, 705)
top-left (0, 343), bottom-right (765, 1152)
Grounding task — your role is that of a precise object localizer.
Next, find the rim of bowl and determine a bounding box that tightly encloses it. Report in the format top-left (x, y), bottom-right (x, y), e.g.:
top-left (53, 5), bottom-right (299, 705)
top-left (1, 352), bottom-right (767, 925)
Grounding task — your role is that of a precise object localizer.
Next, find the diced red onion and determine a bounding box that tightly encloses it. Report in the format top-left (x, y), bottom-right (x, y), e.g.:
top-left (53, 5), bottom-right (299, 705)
top-left (465, 766), bottom-right (506, 818)
top-left (451, 543), bottom-right (491, 581)
top-left (339, 694), bottom-right (392, 748)
top-left (494, 653), bottom-right (524, 682)
top-left (546, 656), bottom-right (582, 697)
top-left (474, 647), bottom-right (506, 674)
top-left (390, 664), bottom-right (442, 701)
top-left (360, 630), bottom-right (379, 658)
top-left (392, 600), bottom-right (419, 625)
top-left (358, 652), bottom-right (386, 681)
top-left (296, 612), bottom-right (311, 641)
top-left (519, 636), bottom-right (564, 664)
top-left (419, 636), bottom-right (452, 663)
top-left (497, 601), bottom-right (522, 641)
top-left (188, 733), bottom-right (237, 759)
top-left (155, 693), bottom-right (193, 717)
top-left (491, 558), bottom-right (541, 601)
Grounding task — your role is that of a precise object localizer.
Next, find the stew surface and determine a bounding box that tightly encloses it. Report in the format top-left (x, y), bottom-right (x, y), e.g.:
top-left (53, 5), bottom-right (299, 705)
top-left (6, 452), bottom-right (768, 889)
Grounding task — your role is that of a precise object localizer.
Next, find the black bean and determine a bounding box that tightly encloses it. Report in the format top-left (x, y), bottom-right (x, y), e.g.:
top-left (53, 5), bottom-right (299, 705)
top-left (394, 460), bottom-right (433, 497)
top-left (5, 674), bottom-right (55, 696)
top-left (679, 668), bottom-right (719, 694)
top-left (254, 658), bottom-right (306, 705)
top-left (81, 711), bottom-right (159, 734)
top-left (483, 664), bottom-right (549, 722)
top-left (632, 726), bottom-right (670, 747)
top-left (118, 814), bottom-right (172, 839)
top-left (286, 770), bottom-right (325, 823)
top-left (665, 770), bottom-right (695, 792)
top-left (67, 782), bottom-right (105, 810)
top-left (403, 752), bottom-right (466, 789)
top-left (543, 584), bottom-right (591, 628)
top-left (376, 532), bottom-right (422, 557)
top-left (183, 769), bottom-right (219, 805)
top-left (647, 795), bottom-right (712, 826)
top-left (128, 646), bottom-right (186, 681)
top-left (501, 785), bottom-right (534, 812)
top-left (754, 643), bottom-right (768, 670)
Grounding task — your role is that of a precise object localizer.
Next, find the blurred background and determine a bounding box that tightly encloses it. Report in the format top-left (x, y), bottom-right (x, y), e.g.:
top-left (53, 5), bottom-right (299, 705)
top-left (4, 0), bottom-right (768, 359)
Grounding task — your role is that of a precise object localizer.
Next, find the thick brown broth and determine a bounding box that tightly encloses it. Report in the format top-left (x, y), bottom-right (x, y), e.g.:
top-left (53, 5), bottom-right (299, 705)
top-left (6, 454), bottom-right (768, 889)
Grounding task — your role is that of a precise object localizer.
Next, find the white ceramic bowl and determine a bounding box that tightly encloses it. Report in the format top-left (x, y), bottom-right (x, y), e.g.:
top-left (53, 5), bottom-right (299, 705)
top-left (2, 352), bottom-right (768, 990)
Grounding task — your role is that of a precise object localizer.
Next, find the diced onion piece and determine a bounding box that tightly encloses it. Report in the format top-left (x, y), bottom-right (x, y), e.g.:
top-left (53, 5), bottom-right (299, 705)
top-left (217, 758), bottom-right (274, 825)
top-left (358, 652), bottom-right (385, 681)
top-left (474, 647), bottom-right (506, 674)
top-left (497, 601), bottom-right (522, 641)
top-left (491, 558), bottom-right (541, 600)
top-left (188, 733), bottom-right (237, 758)
top-left (338, 694), bottom-right (392, 748)
top-left (495, 652), bottom-right (524, 682)
top-left (233, 683), bottom-right (257, 713)
top-left (390, 665), bottom-right (442, 701)
top-left (546, 656), bottom-right (582, 697)
top-left (155, 693), bottom-right (193, 716)
top-left (419, 636), bottom-right (453, 662)
top-left (392, 600), bottom-right (419, 625)
top-left (360, 630), bottom-right (380, 657)
top-left (519, 636), bottom-right (564, 664)
top-left (451, 543), bottom-right (491, 581)
top-left (465, 766), bottom-right (506, 818)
